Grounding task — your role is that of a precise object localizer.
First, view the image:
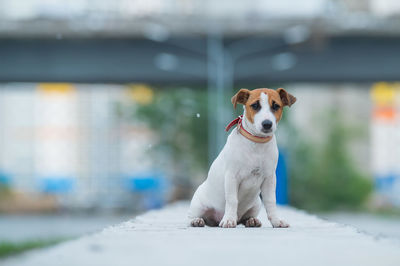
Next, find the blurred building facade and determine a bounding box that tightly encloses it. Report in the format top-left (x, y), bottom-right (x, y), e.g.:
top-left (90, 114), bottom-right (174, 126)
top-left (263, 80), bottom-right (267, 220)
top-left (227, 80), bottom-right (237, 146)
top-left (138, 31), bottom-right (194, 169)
top-left (370, 83), bottom-right (400, 205)
top-left (2, 82), bottom-right (399, 209)
top-left (0, 0), bottom-right (400, 209)
top-left (1, 0), bottom-right (400, 38)
top-left (0, 84), bottom-right (168, 210)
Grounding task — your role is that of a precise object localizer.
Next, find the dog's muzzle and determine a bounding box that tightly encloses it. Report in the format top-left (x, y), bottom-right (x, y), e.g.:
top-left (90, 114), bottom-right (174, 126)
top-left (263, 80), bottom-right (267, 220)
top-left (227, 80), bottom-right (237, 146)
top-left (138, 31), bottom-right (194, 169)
top-left (261, 120), bottom-right (273, 133)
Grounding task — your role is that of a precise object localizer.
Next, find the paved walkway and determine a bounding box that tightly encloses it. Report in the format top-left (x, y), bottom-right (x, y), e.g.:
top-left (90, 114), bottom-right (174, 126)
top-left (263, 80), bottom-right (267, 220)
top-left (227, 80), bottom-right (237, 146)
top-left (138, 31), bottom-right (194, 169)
top-left (4, 202), bottom-right (400, 266)
top-left (321, 212), bottom-right (400, 240)
top-left (0, 213), bottom-right (132, 242)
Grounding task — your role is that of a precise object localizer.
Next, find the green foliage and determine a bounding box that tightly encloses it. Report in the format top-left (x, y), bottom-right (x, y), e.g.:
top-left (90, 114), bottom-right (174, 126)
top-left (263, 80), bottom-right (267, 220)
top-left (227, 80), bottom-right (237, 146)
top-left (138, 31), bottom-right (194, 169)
top-left (0, 184), bottom-right (11, 200)
top-left (286, 110), bottom-right (373, 211)
top-left (134, 88), bottom-right (209, 176)
top-left (0, 239), bottom-right (64, 258)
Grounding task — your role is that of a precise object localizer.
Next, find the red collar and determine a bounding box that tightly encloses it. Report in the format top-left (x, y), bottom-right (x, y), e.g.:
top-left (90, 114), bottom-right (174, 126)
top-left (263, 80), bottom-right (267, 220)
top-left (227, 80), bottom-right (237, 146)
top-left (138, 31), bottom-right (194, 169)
top-left (225, 115), bottom-right (273, 143)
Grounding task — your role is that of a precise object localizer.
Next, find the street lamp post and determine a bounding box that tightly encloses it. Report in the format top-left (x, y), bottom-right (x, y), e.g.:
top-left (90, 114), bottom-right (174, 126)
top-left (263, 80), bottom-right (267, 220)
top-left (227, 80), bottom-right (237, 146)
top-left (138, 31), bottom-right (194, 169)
top-left (151, 28), bottom-right (304, 164)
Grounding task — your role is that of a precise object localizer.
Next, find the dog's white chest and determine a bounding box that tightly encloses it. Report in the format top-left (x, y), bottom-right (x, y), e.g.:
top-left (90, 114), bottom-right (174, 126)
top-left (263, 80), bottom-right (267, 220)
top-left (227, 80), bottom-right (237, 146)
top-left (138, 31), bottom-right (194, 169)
top-left (239, 167), bottom-right (264, 189)
top-left (231, 141), bottom-right (278, 193)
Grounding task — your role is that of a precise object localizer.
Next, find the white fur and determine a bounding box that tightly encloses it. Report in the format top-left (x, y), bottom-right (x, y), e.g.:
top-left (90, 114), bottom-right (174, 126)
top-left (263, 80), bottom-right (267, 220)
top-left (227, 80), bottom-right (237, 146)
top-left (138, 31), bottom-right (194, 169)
top-left (253, 93), bottom-right (277, 134)
top-left (189, 93), bottom-right (288, 228)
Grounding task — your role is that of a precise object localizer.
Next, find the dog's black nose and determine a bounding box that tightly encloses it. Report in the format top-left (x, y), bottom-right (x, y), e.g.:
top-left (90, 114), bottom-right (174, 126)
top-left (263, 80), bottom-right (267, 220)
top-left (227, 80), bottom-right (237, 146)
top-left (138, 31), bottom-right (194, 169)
top-left (262, 120), bottom-right (273, 130)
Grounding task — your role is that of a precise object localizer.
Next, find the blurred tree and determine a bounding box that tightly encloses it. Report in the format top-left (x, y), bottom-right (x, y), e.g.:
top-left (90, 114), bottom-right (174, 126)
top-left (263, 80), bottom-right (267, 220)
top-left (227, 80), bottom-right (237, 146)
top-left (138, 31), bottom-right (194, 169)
top-left (0, 185), bottom-right (10, 199)
top-left (285, 110), bottom-right (373, 211)
top-left (0, 177), bottom-right (11, 200)
top-left (133, 88), bottom-right (209, 190)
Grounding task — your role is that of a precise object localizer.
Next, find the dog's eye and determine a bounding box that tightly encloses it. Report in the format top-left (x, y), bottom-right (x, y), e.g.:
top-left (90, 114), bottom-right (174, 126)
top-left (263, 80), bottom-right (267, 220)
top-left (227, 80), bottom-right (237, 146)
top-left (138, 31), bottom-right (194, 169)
top-left (250, 101), bottom-right (260, 111)
top-left (271, 102), bottom-right (280, 112)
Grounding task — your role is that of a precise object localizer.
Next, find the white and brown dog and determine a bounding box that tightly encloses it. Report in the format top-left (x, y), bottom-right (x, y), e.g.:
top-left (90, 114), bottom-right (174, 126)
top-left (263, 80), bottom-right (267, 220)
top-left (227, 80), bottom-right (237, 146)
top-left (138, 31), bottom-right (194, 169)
top-left (189, 88), bottom-right (296, 228)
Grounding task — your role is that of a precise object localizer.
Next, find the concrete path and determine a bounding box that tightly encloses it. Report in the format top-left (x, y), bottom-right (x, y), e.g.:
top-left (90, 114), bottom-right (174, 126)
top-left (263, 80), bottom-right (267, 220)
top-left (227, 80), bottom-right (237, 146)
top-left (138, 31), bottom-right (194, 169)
top-left (0, 213), bottom-right (132, 242)
top-left (4, 202), bottom-right (400, 266)
top-left (321, 212), bottom-right (400, 240)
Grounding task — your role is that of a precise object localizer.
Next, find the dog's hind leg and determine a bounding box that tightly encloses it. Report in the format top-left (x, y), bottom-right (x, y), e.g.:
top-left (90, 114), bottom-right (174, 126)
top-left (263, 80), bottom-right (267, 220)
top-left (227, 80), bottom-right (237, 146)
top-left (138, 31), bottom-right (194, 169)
top-left (189, 203), bottom-right (206, 227)
top-left (188, 183), bottom-right (208, 227)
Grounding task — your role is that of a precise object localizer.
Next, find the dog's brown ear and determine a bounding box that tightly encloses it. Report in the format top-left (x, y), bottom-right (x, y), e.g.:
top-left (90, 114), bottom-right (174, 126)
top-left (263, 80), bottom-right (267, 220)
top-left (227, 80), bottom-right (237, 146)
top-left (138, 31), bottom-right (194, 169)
top-left (277, 88), bottom-right (296, 107)
top-left (231, 89), bottom-right (250, 109)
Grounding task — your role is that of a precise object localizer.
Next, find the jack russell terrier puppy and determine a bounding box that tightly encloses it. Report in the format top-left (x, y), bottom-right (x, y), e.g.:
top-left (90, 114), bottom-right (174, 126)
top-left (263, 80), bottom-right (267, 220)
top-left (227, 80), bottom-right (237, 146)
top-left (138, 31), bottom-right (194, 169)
top-left (189, 88), bottom-right (296, 228)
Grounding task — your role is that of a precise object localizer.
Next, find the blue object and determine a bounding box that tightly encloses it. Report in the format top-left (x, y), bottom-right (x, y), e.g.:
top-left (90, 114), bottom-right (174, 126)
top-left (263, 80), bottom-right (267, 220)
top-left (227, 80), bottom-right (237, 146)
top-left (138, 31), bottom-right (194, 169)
top-left (276, 150), bottom-right (288, 205)
top-left (0, 171), bottom-right (12, 187)
top-left (124, 171), bottom-right (169, 209)
top-left (124, 172), bottom-right (166, 192)
top-left (375, 174), bottom-right (397, 192)
top-left (39, 176), bottom-right (75, 193)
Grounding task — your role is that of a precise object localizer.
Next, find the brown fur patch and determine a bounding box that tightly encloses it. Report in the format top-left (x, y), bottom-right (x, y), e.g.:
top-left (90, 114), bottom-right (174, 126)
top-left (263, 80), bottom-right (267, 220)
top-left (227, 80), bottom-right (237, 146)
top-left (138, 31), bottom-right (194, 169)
top-left (277, 88), bottom-right (297, 107)
top-left (231, 88), bottom-right (296, 123)
top-left (231, 88), bottom-right (250, 109)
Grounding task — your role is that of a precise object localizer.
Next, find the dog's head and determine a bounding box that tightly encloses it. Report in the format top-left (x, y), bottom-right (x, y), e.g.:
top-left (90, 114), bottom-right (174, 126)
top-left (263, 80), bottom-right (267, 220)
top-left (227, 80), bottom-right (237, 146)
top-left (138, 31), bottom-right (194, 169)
top-left (231, 88), bottom-right (296, 135)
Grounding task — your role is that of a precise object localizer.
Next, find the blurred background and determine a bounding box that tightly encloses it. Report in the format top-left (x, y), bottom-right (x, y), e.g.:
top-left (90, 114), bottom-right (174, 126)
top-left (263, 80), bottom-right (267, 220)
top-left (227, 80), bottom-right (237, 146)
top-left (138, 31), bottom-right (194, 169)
top-left (1, 0), bottom-right (400, 257)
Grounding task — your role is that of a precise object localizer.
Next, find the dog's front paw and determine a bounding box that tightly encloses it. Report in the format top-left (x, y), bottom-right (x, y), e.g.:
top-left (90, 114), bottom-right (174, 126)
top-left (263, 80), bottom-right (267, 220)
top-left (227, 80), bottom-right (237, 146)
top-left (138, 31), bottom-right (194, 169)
top-left (269, 218), bottom-right (290, 228)
top-left (219, 216), bottom-right (237, 228)
top-left (244, 217), bottom-right (262, 228)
